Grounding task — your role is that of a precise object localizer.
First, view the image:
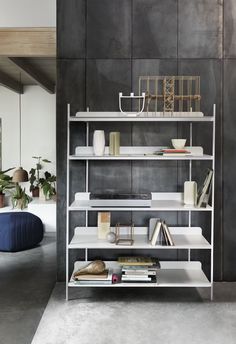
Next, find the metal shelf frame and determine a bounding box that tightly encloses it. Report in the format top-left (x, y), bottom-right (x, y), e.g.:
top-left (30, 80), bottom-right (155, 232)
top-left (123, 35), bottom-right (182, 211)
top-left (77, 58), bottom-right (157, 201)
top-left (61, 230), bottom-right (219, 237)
top-left (65, 107), bottom-right (216, 301)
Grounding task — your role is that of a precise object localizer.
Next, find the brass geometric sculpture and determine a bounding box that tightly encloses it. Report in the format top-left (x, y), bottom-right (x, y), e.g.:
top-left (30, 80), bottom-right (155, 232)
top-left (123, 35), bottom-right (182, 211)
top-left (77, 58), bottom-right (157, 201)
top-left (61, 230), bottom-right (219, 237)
top-left (138, 76), bottom-right (201, 114)
top-left (115, 223), bottom-right (134, 246)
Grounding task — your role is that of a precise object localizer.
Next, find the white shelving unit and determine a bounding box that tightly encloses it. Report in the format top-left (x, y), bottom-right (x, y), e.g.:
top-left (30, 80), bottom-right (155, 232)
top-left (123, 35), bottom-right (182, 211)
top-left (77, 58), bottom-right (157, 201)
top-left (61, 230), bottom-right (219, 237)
top-left (66, 107), bottom-right (215, 300)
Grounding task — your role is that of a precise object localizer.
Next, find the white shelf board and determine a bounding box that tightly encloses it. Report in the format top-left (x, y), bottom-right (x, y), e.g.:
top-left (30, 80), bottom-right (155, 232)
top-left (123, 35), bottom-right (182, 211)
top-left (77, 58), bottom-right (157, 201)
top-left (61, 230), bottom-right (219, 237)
top-left (68, 261), bottom-right (211, 288)
top-left (68, 226), bottom-right (211, 250)
top-left (69, 154), bottom-right (213, 161)
top-left (69, 200), bottom-right (212, 212)
top-left (71, 145), bottom-right (212, 161)
top-left (71, 112), bottom-right (214, 122)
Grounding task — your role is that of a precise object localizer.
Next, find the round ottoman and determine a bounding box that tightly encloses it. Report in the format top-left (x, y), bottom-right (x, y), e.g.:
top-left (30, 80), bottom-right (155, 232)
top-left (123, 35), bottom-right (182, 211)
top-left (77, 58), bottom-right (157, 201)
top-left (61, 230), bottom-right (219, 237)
top-left (0, 212), bottom-right (44, 252)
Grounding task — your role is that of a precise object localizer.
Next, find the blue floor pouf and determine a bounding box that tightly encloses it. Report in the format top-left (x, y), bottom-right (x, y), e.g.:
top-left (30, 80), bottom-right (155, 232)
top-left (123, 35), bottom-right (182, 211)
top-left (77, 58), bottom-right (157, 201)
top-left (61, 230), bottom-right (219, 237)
top-left (0, 212), bottom-right (44, 252)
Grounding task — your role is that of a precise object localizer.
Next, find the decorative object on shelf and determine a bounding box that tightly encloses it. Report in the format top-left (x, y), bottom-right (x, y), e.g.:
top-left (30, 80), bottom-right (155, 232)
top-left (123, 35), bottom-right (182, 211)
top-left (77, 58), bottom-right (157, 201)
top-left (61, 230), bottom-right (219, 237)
top-left (109, 132), bottom-right (120, 156)
top-left (73, 260), bottom-right (106, 277)
top-left (97, 212), bottom-right (111, 239)
top-left (39, 171), bottom-right (56, 201)
top-left (93, 130), bottom-right (105, 156)
top-left (12, 74), bottom-right (28, 183)
top-left (29, 157), bottom-right (51, 197)
top-left (184, 181), bottom-right (197, 206)
top-left (106, 231), bottom-right (116, 243)
top-left (119, 92), bottom-right (145, 116)
top-left (112, 273), bottom-right (121, 284)
top-left (0, 168), bottom-right (15, 208)
top-left (197, 169), bottom-right (213, 208)
top-left (138, 76), bottom-right (201, 115)
top-left (11, 184), bottom-right (32, 210)
top-left (115, 223), bottom-right (134, 246)
top-left (90, 193), bottom-right (152, 207)
top-left (171, 139), bottom-right (186, 150)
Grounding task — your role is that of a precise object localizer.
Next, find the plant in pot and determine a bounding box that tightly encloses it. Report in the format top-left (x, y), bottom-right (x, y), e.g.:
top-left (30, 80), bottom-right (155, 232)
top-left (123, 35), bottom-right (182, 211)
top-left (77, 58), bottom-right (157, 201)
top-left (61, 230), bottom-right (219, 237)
top-left (0, 168), bottom-right (15, 208)
top-left (11, 184), bottom-right (32, 210)
top-left (29, 156), bottom-right (51, 197)
top-left (39, 171), bottom-right (56, 201)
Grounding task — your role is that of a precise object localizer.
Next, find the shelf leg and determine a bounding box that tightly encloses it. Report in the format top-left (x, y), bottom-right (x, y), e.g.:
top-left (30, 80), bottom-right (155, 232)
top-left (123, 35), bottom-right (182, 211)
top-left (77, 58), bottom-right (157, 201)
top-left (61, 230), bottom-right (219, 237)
top-left (85, 248), bottom-right (88, 261)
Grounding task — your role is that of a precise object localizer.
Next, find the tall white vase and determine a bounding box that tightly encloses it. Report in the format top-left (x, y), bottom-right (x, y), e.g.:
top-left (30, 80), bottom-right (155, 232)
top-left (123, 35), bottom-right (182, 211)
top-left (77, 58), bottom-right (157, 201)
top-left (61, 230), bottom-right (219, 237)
top-left (93, 130), bottom-right (105, 156)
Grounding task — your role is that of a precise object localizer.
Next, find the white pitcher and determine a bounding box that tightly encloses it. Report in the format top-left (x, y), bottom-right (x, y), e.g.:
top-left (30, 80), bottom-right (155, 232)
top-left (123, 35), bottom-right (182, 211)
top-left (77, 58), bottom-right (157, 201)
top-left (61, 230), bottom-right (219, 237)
top-left (93, 130), bottom-right (105, 156)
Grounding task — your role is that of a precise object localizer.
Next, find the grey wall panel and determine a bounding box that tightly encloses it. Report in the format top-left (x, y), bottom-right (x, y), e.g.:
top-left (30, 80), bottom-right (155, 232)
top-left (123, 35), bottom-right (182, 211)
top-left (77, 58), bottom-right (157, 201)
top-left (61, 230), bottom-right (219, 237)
top-left (57, 0), bottom-right (86, 58)
top-left (87, 0), bottom-right (131, 58)
top-left (178, 0), bottom-right (223, 58)
top-left (86, 59), bottom-right (131, 111)
top-left (224, 0), bottom-right (236, 57)
top-left (89, 161), bottom-right (132, 194)
top-left (133, 0), bottom-right (178, 58)
top-left (223, 60), bottom-right (236, 280)
top-left (57, 59), bottom-right (86, 281)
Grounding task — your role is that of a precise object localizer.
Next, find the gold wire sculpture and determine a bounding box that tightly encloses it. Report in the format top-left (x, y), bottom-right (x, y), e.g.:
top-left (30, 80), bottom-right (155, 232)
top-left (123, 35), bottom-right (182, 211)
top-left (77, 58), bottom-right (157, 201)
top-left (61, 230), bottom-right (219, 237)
top-left (138, 76), bottom-right (201, 115)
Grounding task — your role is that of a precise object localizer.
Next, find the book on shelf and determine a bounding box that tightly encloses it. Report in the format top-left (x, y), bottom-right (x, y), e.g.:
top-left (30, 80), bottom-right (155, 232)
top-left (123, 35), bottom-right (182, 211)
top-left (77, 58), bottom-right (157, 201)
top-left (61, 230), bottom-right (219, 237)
top-left (117, 256), bottom-right (159, 266)
top-left (121, 262), bottom-right (158, 284)
top-left (197, 169), bottom-right (213, 208)
top-left (73, 269), bottom-right (113, 285)
top-left (150, 219), bottom-right (174, 246)
top-left (149, 218), bottom-right (161, 240)
top-left (154, 149), bottom-right (191, 157)
top-left (150, 220), bottom-right (162, 246)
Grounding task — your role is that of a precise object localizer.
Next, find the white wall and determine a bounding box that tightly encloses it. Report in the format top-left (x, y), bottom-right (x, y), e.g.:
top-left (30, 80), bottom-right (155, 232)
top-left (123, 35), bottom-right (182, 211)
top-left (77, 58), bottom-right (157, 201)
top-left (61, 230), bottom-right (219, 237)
top-left (0, 86), bottom-right (56, 186)
top-left (0, 0), bottom-right (56, 27)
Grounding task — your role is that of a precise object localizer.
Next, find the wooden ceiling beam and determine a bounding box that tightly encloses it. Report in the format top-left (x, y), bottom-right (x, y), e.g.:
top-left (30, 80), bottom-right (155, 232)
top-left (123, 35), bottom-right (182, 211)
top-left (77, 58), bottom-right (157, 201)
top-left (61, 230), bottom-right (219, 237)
top-left (0, 70), bottom-right (23, 94)
top-left (8, 57), bottom-right (55, 94)
top-left (0, 28), bottom-right (56, 57)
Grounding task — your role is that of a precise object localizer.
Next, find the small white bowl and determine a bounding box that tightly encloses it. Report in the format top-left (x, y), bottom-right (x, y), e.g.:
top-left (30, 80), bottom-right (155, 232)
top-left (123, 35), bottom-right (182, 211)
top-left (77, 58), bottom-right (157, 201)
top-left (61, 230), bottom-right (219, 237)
top-left (171, 139), bottom-right (186, 149)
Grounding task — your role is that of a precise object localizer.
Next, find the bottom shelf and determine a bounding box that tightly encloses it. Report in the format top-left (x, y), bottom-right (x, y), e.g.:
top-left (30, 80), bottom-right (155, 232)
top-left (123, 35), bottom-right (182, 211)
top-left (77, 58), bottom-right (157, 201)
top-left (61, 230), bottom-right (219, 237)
top-left (68, 261), bottom-right (211, 288)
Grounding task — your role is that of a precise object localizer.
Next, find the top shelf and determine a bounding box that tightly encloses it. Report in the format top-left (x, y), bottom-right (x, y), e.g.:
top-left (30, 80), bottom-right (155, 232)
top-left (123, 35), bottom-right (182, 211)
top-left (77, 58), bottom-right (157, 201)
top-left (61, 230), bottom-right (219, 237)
top-left (71, 112), bottom-right (214, 122)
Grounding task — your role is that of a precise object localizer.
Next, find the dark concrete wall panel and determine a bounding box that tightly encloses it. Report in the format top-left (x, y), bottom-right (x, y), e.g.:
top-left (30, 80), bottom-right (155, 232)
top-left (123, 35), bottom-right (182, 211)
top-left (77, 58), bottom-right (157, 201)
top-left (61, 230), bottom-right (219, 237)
top-left (178, 0), bottom-right (223, 58)
top-left (87, 0), bottom-right (131, 58)
top-left (223, 60), bottom-right (236, 280)
top-left (57, 59), bottom-right (85, 281)
top-left (86, 59), bottom-right (131, 111)
top-left (133, 0), bottom-right (177, 58)
top-left (57, 0), bottom-right (86, 58)
top-left (224, 0), bottom-right (236, 57)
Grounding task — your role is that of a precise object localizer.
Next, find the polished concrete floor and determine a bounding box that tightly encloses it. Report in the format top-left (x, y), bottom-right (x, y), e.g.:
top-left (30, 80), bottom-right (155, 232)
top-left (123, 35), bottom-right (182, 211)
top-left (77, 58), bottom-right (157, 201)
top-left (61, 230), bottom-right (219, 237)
top-left (0, 233), bottom-right (56, 344)
top-left (31, 282), bottom-right (236, 344)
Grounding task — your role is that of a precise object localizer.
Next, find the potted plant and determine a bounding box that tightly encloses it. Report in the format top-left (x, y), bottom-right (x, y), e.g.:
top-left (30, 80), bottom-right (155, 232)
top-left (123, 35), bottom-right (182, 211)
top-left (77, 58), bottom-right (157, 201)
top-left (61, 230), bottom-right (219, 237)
top-left (39, 171), bottom-right (56, 201)
top-left (11, 184), bottom-right (32, 210)
top-left (29, 156), bottom-right (51, 197)
top-left (0, 168), bottom-right (15, 208)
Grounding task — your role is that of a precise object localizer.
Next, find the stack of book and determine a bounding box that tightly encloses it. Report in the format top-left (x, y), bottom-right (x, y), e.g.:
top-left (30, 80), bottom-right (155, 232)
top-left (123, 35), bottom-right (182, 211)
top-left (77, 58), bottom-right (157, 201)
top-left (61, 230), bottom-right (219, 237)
top-left (197, 168), bottom-right (213, 208)
top-left (150, 220), bottom-right (174, 246)
top-left (118, 256), bottom-right (159, 284)
top-left (73, 270), bottom-right (113, 285)
top-left (155, 149), bottom-right (191, 157)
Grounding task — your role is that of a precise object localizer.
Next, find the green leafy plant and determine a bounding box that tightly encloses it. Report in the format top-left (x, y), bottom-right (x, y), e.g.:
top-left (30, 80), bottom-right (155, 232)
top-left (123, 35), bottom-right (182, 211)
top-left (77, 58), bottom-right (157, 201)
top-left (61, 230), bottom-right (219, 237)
top-left (29, 156), bottom-right (51, 192)
top-left (0, 168), bottom-right (15, 195)
top-left (11, 184), bottom-right (32, 210)
top-left (39, 171), bottom-right (56, 200)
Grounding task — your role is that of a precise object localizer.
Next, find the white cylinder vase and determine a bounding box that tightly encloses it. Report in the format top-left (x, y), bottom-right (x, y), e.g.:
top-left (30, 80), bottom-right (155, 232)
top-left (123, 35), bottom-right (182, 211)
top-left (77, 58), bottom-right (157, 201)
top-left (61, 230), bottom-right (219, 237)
top-left (93, 130), bottom-right (105, 156)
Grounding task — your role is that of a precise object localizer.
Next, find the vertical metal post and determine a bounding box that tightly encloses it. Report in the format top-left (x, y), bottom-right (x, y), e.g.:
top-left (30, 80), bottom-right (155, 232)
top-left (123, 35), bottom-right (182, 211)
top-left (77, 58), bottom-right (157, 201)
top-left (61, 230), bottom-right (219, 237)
top-left (211, 104), bottom-right (216, 300)
top-left (85, 122), bottom-right (89, 228)
top-left (85, 248), bottom-right (88, 262)
top-left (66, 103), bottom-right (70, 301)
top-left (188, 122), bottom-right (193, 261)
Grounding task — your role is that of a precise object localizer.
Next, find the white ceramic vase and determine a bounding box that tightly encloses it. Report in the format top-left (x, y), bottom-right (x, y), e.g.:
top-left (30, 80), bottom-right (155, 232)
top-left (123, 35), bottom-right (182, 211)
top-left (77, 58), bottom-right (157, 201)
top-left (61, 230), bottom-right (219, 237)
top-left (93, 130), bottom-right (105, 156)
